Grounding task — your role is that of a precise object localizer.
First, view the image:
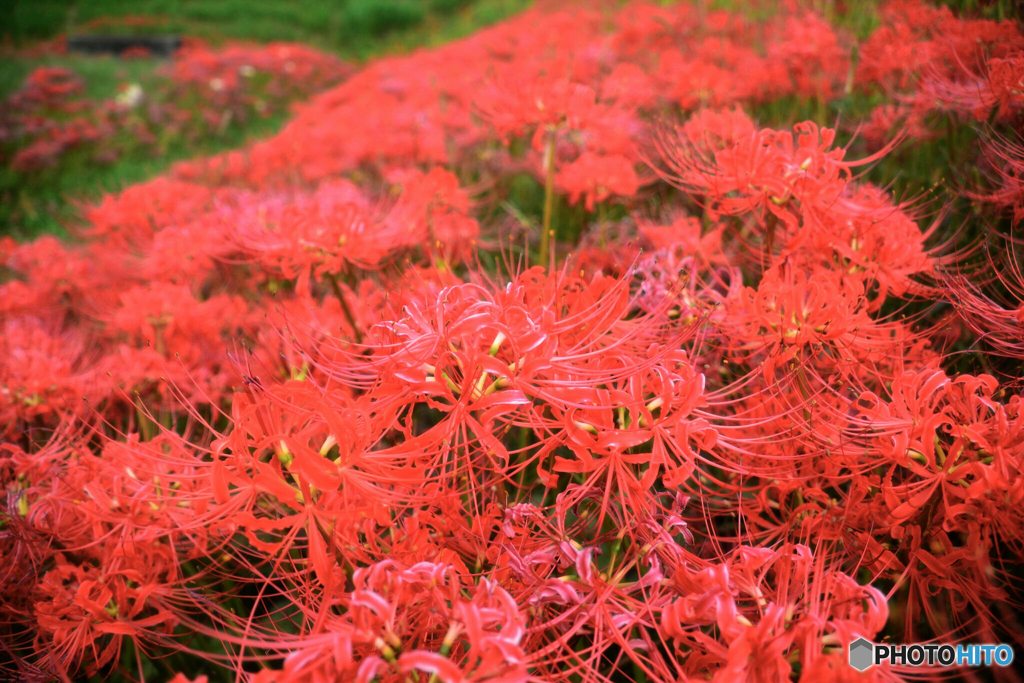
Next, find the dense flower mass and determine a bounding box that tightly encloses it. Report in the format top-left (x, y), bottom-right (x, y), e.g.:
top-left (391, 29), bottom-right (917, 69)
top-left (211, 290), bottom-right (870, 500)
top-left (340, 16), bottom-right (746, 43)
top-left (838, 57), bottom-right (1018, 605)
top-left (2, 1), bottom-right (1024, 682)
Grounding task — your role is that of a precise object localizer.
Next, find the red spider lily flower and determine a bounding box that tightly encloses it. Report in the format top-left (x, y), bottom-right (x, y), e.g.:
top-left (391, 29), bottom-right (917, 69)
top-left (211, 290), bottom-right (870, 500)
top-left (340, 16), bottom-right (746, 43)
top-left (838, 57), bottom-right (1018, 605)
top-left (32, 557), bottom-right (179, 677)
top-left (818, 369), bottom-right (1024, 640)
top-left (0, 319), bottom-right (104, 433)
top-left (859, 104), bottom-right (934, 151)
top-left (644, 9), bottom-right (849, 111)
top-left (232, 179), bottom-right (394, 278)
top-left (477, 76), bottom-right (597, 142)
top-left (106, 284), bottom-right (249, 360)
top-left (611, 2), bottom-right (693, 60)
top-left (569, 220), bottom-right (645, 279)
top-left (245, 561), bottom-right (527, 683)
top-left (601, 63), bottom-right (658, 110)
top-left (82, 178), bottom-right (214, 248)
top-left (555, 152), bottom-right (641, 211)
top-left (787, 184), bottom-right (935, 308)
top-left (1, 236), bottom-right (122, 318)
top-left (655, 117), bottom-right (897, 236)
top-left (11, 67), bottom-right (84, 107)
top-left (725, 264), bottom-right (875, 363)
top-left (632, 249), bottom-right (740, 336)
top-left (984, 53), bottom-right (1024, 120)
top-left (767, 13), bottom-right (850, 101)
top-left (477, 71), bottom-right (644, 214)
top-left (679, 107), bottom-right (757, 150)
top-left (855, 0), bottom-right (1023, 92)
top-left (919, 53), bottom-right (1024, 122)
top-left (141, 210), bottom-right (238, 283)
top-left (660, 51), bottom-right (757, 110)
top-left (636, 213), bottom-right (726, 260)
top-left (938, 230), bottom-right (1024, 362)
top-left (660, 544), bottom-right (889, 681)
top-left (970, 132), bottom-right (1024, 225)
top-left (384, 167), bottom-right (481, 262)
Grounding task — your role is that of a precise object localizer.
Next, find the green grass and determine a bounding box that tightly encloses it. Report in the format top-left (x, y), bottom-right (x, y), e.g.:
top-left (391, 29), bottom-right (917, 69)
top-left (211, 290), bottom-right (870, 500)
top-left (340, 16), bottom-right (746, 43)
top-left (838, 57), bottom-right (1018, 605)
top-left (0, 111), bottom-right (290, 240)
top-left (2, 0), bottom-right (532, 59)
top-left (0, 0), bottom-right (533, 239)
top-left (0, 53), bottom-right (172, 238)
top-left (0, 49), bottom-right (285, 238)
top-left (0, 53), bottom-right (162, 100)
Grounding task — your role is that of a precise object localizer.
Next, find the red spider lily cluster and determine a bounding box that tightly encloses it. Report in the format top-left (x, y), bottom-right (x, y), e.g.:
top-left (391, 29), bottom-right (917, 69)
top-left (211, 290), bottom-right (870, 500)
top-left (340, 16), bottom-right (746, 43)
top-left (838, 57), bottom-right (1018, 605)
top-left (0, 41), bottom-right (350, 174)
top-left (0, 67), bottom-right (122, 172)
top-left (855, 1), bottom-right (1023, 139)
top-left (3, 1), bottom-right (1024, 682)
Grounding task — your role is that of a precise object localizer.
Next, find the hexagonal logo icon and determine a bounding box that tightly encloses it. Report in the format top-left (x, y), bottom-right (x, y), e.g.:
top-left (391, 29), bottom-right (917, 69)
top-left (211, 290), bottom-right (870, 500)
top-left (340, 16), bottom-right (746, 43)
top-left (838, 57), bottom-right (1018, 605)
top-left (849, 638), bottom-right (874, 671)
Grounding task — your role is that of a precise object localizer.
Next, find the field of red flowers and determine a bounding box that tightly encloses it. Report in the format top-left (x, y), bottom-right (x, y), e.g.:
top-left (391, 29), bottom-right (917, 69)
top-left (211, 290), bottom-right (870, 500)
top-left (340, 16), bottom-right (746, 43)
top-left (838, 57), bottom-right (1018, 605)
top-left (1, 41), bottom-right (349, 175)
top-left (3, 1), bottom-right (1024, 681)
